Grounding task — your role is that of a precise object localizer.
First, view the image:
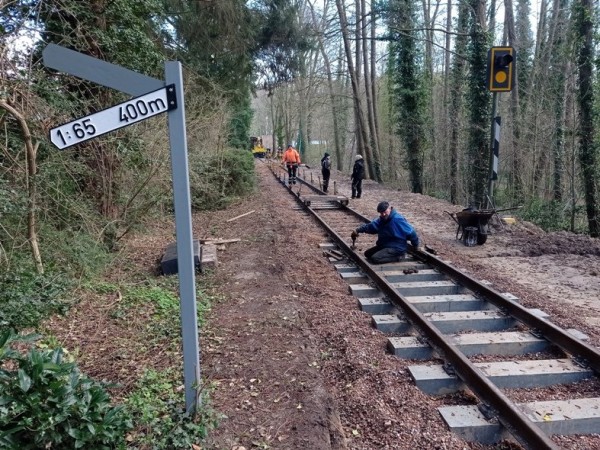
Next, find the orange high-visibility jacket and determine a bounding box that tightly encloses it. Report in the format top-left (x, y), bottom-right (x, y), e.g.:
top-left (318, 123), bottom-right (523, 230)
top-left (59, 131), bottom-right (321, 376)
top-left (282, 147), bottom-right (301, 165)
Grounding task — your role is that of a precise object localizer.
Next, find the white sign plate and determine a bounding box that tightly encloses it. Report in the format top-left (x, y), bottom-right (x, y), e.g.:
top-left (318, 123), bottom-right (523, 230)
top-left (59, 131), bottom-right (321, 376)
top-left (50, 84), bottom-right (176, 149)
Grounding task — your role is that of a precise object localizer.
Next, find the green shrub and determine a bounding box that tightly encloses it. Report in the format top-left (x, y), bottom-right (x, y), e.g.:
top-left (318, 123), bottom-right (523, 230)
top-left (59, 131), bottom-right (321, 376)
top-left (0, 267), bottom-right (71, 331)
top-left (189, 149), bottom-right (255, 211)
top-left (0, 330), bottom-right (132, 449)
top-left (41, 227), bottom-right (112, 279)
top-left (520, 198), bottom-right (586, 232)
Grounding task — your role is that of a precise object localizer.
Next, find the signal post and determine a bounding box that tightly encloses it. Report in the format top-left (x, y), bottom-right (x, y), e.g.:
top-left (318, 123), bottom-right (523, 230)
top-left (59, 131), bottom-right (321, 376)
top-left (486, 47), bottom-right (515, 207)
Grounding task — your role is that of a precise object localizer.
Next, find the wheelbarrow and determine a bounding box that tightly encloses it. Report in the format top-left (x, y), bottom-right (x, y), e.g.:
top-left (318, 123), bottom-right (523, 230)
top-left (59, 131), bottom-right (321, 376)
top-left (445, 207), bottom-right (520, 246)
top-left (445, 208), bottom-right (497, 246)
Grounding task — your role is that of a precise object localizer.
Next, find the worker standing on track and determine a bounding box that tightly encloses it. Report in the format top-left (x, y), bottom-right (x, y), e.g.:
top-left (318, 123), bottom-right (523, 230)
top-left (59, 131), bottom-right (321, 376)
top-left (282, 144), bottom-right (301, 185)
top-left (321, 152), bottom-right (331, 193)
top-left (351, 154), bottom-right (365, 199)
top-left (351, 201), bottom-right (420, 264)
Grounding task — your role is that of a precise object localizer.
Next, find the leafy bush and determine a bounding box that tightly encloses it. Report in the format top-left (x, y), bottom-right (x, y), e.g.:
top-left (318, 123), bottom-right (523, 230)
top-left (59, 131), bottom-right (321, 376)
top-left (0, 224), bottom-right (112, 331)
top-left (0, 330), bottom-right (132, 449)
top-left (189, 149), bottom-right (255, 211)
top-left (41, 227), bottom-right (113, 279)
top-left (0, 178), bottom-right (26, 219)
top-left (520, 198), bottom-right (586, 232)
top-left (0, 267), bottom-right (71, 331)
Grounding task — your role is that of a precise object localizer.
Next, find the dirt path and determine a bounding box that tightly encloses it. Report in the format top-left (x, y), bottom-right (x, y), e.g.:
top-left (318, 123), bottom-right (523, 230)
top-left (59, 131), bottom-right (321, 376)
top-left (49, 160), bottom-right (600, 449)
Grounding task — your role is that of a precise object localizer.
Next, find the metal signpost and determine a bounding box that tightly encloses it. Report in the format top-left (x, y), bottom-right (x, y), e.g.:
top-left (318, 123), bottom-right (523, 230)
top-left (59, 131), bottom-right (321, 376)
top-left (43, 44), bottom-right (201, 413)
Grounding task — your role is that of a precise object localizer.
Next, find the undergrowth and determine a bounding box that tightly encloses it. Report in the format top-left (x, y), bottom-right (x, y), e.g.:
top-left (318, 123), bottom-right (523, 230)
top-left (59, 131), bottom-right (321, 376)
top-left (519, 198), bottom-right (588, 233)
top-left (0, 330), bottom-right (132, 450)
top-left (125, 369), bottom-right (220, 449)
top-left (0, 147), bottom-right (249, 448)
top-left (90, 278), bottom-right (221, 449)
top-left (0, 267), bottom-right (71, 330)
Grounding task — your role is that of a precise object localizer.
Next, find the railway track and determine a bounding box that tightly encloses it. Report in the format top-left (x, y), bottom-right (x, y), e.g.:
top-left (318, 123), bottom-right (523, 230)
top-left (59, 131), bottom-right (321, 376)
top-left (268, 161), bottom-right (600, 450)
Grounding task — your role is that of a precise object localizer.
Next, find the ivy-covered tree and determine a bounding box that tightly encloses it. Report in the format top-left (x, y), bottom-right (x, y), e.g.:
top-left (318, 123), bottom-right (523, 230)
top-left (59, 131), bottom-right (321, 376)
top-left (2, 0), bottom-right (168, 240)
top-left (466, 0), bottom-right (492, 207)
top-left (448, 0), bottom-right (470, 204)
top-left (573, 0), bottom-right (599, 237)
top-left (387, 0), bottom-right (426, 194)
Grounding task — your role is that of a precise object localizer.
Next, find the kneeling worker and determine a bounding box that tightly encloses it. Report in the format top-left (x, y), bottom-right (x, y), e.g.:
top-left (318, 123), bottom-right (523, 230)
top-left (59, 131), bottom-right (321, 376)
top-left (351, 201), bottom-right (419, 264)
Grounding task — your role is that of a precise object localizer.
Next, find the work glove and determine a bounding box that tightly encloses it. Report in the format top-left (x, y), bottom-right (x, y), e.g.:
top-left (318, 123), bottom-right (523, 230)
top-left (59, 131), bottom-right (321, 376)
top-left (351, 230), bottom-right (359, 240)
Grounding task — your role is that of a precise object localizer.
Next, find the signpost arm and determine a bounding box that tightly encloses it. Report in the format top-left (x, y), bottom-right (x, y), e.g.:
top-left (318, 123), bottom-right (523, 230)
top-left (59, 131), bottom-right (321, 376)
top-left (165, 62), bottom-right (201, 413)
top-left (43, 44), bottom-right (163, 97)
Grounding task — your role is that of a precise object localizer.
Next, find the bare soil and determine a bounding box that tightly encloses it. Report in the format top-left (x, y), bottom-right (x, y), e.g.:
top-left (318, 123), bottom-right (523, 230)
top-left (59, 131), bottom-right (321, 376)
top-left (48, 161), bottom-right (600, 449)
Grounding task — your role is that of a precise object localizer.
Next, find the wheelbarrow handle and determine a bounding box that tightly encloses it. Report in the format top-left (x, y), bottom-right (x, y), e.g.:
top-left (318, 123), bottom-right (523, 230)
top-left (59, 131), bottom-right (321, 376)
top-left (444, 210), bottom-right (460, 225)
top-left (493, 206), bottom-right (523, 213)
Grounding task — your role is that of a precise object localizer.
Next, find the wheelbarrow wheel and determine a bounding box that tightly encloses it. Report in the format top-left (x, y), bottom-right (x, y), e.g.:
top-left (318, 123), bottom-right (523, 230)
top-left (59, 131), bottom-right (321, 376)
top-left (477, 232), bottom-right (488, 245)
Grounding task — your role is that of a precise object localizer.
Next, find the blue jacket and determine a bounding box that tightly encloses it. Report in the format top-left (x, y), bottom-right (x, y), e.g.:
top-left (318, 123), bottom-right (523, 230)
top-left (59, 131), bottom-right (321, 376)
top-left (357, 208), bottom-right (419, 252)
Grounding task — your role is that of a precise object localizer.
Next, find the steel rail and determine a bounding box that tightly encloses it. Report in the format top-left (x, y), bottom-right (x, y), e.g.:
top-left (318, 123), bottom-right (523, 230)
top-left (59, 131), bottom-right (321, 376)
top-left (308, 210), bottom-right (558, 449)
top-left (274, 164), bottom-right (597, 448)
top-left (416, 250), bottom-right (600, 374)
top-left (282, 166), bottom-right (600, 371)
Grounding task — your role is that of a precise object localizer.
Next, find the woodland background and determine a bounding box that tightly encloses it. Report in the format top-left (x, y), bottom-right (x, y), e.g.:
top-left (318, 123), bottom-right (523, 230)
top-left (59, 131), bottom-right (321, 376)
top-left (0, 0), bottom-right (599, 448)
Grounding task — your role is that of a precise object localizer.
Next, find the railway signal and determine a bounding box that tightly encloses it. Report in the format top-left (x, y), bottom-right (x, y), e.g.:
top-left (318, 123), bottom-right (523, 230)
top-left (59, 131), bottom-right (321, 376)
top-left (487, 47), bottom-right (515, 92)
top-left (486, 47), bottom-right (515, 206)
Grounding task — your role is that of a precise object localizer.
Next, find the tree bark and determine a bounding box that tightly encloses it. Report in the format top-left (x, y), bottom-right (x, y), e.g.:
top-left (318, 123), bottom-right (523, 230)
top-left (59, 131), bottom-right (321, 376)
top-left (307, 0), bottom-right (343, 165)
top-left (548, 0), bottom-right (569, 202)
top-left (504, 0), bottom-right (525, 203)
top-left (0, 100), bottom-right (44, 274)
top-left (361, 0), bottom-right (382, 181)
top-left (448, 0), bottom-right (469, 204)
top-left (335, 0), bottom-right (374, 177)
top-left (574, 0), bottom-right (599, 236)
top-left (467, 0), bottom-right (492, 208)
top-left (443, 0), bottom-right (453, 163)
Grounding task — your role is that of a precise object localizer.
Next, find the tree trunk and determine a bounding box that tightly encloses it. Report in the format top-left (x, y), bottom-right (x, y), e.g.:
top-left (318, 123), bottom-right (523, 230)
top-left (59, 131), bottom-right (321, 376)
top-left (421, 0), bottom-right (440, 185)
top-left (549, 0), bottom-right (569, 202)
top-left (448, 0), bottom-right (469, 204)
top-left (361, 0), bottom-right (382, 181)
top-left (443, 0), bottom-right (452, 166)
top-left (0, 100), bottom-right (44, 274)
top-left (335, 0), bottom-right (374, 177)
top-left (308, 0), bottom-right (343, 165)
top-left (574, 0), bottom-right (599, 236)
top-left (389, 0), bottom-right (426, 193)
top-left (370, 6), bottom-right (381, 161)
top-left (504, 0), bottom-right (525, 204)
top-left (467, 0), bottom-right (492, 208)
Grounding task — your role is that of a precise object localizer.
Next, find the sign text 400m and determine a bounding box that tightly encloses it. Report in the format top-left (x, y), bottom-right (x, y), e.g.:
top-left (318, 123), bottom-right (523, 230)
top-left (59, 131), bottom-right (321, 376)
top-left (50, 84), bottom-right (177, 150)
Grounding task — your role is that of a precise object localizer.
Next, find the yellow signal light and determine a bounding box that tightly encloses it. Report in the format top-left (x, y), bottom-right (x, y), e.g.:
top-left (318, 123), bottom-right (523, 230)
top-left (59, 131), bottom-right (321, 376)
top-left (487, 47), bottom-right (515, 92)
